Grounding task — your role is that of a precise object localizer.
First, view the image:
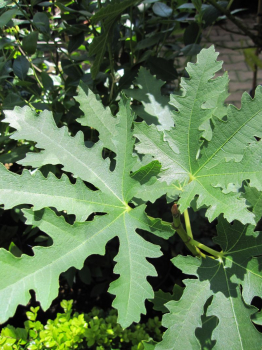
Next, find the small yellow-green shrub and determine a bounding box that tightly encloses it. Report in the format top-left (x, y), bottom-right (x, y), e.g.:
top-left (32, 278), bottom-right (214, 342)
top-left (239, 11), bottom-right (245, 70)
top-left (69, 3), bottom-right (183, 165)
top-left (0, 300), bottom-right (162, 350)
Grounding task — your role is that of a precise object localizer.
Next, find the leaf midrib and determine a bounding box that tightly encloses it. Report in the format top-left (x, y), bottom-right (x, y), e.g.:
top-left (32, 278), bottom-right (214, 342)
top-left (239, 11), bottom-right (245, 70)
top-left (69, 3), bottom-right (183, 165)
top-left (17, 117), bottom-right (124, 204)
top-left (0, 188), bottom-right (125, 210)
top-left (1, 209), bottom-right (125, 292)
top-left (193, 108), bottom-right (262, 177)
top-left (187, 57), bottom-right (210, 175)
top-left (223, 268), bottom-right (244, 349)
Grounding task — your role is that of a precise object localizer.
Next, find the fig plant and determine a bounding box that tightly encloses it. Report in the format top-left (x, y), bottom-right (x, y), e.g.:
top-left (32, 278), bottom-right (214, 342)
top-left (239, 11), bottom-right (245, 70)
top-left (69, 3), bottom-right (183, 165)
top-left (0, 46), bottom-right (262, 349)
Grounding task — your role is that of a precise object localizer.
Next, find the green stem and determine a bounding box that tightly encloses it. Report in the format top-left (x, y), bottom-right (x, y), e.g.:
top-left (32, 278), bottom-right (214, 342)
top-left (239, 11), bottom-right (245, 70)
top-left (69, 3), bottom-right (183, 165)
top-left (191, 239), bottom-right (223, 259)
top-left (183, 208), bottom-right (193, 239)
top-left (171, 204), bottom-right (205, 258)
top-left (226, 0), bottom-right (234, 10)
top-left (171, 205), bottom-right (223, 259)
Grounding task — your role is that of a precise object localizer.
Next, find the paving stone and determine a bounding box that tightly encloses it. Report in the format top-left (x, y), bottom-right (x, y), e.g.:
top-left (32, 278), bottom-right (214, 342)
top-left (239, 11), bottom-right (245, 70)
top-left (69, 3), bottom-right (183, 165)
top-left (224, 70), bottom-right (239, 82)
top-left (217, 54), bottom-right (231, 62)
top-left (177, 13), bottom-right (260, 107)
top-left (229, 82), bottom-right (253, 93)
top-left (207, 34), bottom-right (233, 42)
top-left (231, 55), bottom-right (247, 63)
top-left (215, 48), bottom-right (243, 55)
top-left (256, 70), bottom-right (262, 79)
top-left (223, 61), bottom-right (249, 71)
top-left (237, 71), bottom-right (255, 81)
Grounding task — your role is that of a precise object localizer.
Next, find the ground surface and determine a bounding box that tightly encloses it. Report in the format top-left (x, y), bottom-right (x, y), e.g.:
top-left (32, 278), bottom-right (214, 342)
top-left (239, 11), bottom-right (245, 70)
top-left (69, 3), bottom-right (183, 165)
top-left (203, 12), bottom-right (260, 107)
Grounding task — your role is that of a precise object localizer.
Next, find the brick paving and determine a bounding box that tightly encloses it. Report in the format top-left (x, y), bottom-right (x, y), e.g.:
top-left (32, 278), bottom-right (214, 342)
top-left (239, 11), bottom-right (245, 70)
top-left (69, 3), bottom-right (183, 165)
top-left (202, 13), bottom-right (259, 107)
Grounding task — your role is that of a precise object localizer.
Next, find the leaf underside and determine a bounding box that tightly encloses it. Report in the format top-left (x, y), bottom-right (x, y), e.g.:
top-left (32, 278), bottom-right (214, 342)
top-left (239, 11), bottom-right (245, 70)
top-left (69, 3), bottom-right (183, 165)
top-left (0, 92), bottom-right (173, 327)
top-left (134, 46), bottom-right (262, 224)
top-left (156, 219), bottom-right (262, 349)
top-left (1, 45), bottom-right (262, 350)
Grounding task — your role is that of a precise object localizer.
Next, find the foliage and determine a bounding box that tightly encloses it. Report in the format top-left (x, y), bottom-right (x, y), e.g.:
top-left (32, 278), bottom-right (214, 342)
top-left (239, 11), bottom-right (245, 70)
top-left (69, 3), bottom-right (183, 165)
top-left (0, 300), bottom-right (162, 349)
top-left (0, 0), bottom-right (241, 114)
top-left (0, 0), bottom-right (262, 349)
top-left (1, 44), bottom-right (262, 348)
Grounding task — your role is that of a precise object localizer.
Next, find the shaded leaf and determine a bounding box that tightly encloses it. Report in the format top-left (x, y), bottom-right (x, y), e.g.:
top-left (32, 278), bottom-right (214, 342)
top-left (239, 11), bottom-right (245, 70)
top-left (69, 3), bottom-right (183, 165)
top-left (41, 71), bottom-right (54, 91)
top-left (135, 33), bottom-right (164, 51)
top-left (90, 0), bottom-right (140, 78)
top-left (183, 22), bottom-right (200, 46)
top-left (0, 9), bottom-right (18, 27)
top-left (157, 218), bottom-right (262, 349)
top-left (150, 285), bottom-right (184, 312)
top-left (75, 82), bottom-right (117, 152)
top-left (152, 2), bottom-right (172, 17)
top-left (146, 57), bottom-right (178, 81)
top-left (125, 67), bottom-right (174, 130)
top-left (13, 56), bottom-right (30, 80)
top-left (181, 43), bottom-right (202, 56)
top-left (33, 12), bottom-right (50, 34)
top-left (68, 32), bottom-right (85, 53)
top-left (22, 31), bottom-right (38, 55)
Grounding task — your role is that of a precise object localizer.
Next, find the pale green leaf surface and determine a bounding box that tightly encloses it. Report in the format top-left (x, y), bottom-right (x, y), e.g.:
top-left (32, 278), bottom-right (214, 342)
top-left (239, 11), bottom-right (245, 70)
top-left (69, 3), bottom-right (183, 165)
top-left (0, 164), bottom-right (119, 222)
top-left (3, 99), bottom-right (138, 202)
top-left (0, 206), bottom-right (166, 326)
top-left (125, 67), bottom-right (174, 130)
top-left (207, 290), bottom-right (259, 350)
top-left (0, 95), bottom-right (171, 326)
top-left (251, 310), bottom-right (262, 325)
top-left (0, 208), bottom-right (117, 324)
top-left (133, 178), bottom-right (180, 204)
top-left (143, 340), bottom-right (158, 349)
top-left (134, 46), bottom-right (262, 224)
top-left (131, 160), bottom-right (180, 203)
top-left (159, 219), bottom-right (262, 349)
top-left (75, 83), bottom-right (117, 152)
top-left (4, 107), bottom-right (113, 194)
top-left (155, 279), bottom-right (211, 350)
top-left (196, 90), bottom-right (262, 166)
top-left (200, 73), bottom-right (229, 141)
top-left (243, 185), bottom-right (262, 223)
top-left (109, 206), bottom-right (162, 327)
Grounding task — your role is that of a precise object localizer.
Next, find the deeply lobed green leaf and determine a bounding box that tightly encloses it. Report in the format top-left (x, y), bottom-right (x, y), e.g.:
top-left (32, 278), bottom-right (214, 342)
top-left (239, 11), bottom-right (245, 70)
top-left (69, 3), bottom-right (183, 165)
top-left (0, 89), bottom-right (173, 326)
top-left (157, 219), bottom-right (262, 349)
top-left (134, 46), bottom-right (262, 224)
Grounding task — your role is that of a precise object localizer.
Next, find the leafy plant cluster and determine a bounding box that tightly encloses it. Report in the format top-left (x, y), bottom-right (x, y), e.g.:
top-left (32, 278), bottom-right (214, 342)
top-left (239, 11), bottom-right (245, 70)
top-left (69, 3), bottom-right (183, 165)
top-left (0, 0), bottom-right (243, 112)
top-left (1, 0), bottom-right (262, 349)
top-left (0, 300), bottom-right (162, 350)
top-left (1, 44), bottom-right (262, 348)
top-left (0, 0), bottom-right (257, 167)
top-left (1, 0), bottom-right (221, 169)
